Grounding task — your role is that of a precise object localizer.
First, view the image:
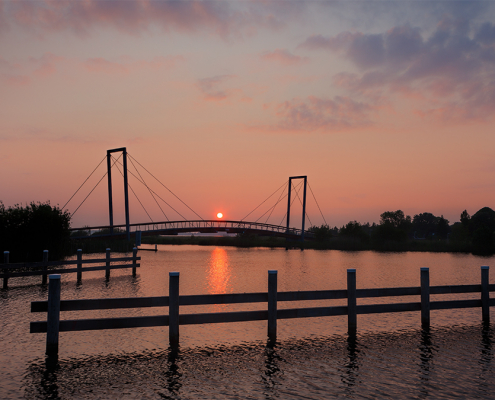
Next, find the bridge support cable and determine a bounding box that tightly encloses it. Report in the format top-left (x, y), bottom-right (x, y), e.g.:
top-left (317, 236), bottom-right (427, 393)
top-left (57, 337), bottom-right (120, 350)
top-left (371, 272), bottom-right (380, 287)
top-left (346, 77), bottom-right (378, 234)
top-left (128, 156), bottom-right (169, 222)
top-left (308, 181), bottom-right (328, 226)
top-left (111, 157), bottom-right (187, 220)
top-left (264, 186), bottom-right (288, 224)
top-left (70, 154), bottom-right (123, 219)
top-left (239, 181), bottom-right (287, 223)
top-left (278, 180), bottom-right (304, 227)
top-left (62, 155), bottom-right (107, 210)
top-left (112, 156), bottom-right (154, 225)
top-left (291, 181), bottom-right (313, 227)
top-left (127, 153), bottom-right (204, 221)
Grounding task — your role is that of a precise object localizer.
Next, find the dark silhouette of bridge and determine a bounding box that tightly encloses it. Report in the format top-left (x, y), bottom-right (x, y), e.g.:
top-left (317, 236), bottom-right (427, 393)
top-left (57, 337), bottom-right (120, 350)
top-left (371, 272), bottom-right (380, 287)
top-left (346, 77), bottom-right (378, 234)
top-left (68, 148), bottom-right (326, 241)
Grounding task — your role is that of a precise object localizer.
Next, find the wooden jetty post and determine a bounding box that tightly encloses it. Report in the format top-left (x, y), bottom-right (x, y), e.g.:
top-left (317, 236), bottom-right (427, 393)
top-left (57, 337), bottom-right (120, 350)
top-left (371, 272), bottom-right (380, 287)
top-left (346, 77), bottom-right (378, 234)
top-left (268, 270), bottom-right (278, 345)
top-left (3, 251), bottom-right (9, 289)
top-left (42, 250), bottom-right (48, 285)
top-left (76, 249), bottom-right (82, 282)
top-left (481, 266), bottom-right (490, 322)
top-left (169, 272), bottom-right (180, 348)
top-left (347, 269), bottom-right (357, 336)
top-left (105, 248), bottom-right (111, 281)
top-left (132, 247), bottom-right (138, 277)
top-left (46, 274), bottom-right (61, 355)
top-left (421, 268), bottom-right (430, 328)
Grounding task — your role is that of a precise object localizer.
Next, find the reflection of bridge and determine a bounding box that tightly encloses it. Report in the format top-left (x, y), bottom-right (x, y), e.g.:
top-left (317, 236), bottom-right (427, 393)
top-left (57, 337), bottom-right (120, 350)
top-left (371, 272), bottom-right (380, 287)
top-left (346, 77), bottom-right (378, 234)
top-left (70, 220), bottom-right (313, 240)
top-left (68, 147), bottom-right (326, 241)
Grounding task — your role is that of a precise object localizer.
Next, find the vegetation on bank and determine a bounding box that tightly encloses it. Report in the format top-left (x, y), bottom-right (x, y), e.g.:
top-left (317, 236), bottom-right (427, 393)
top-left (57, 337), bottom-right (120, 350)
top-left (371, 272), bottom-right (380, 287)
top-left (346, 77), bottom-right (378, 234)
top-left (0, 201), bottom-right (71, 262)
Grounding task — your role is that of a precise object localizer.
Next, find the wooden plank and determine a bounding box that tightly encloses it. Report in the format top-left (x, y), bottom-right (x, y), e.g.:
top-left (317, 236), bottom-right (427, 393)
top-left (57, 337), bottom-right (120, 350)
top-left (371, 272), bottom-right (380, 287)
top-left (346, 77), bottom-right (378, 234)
top-left (357, 302), bottom-right (421, 315)
top-left (278, 290), bottom-right (347, 301)
top-left (31, 314), bottom-right (169, 333)
top-left (357, 287), bottom-right (420, 298)
top-left (180, 292), bottom-right (267, 305)
top-left (32, 295), bottom-right (169, 312)
top-left (430, 299), bottom-right (481, 310)
top-left (2, 263), bottom-right (140, 278)
top-left (430, 284), bottom-right (481, 294)
top-left (180, 310), bottom-right (268, 325)
top-left (0, 256), bottom-right (140, 269)
top-left (278, 306), bottom-right (348, 319)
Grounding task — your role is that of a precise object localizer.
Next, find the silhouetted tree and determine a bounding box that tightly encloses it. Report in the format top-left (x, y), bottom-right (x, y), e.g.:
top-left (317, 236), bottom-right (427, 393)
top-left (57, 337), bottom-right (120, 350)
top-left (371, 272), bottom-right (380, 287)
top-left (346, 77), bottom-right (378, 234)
top-left (340, 221), bottom-right (369, 243)
top-left (0, 201), bottom-right (71, 262)
top-left (470, 207), bottom-right (495, 254)
top-left (308, 224), bottom-right (333, 241)
top-left (373, 210), bottom-right (412, 243)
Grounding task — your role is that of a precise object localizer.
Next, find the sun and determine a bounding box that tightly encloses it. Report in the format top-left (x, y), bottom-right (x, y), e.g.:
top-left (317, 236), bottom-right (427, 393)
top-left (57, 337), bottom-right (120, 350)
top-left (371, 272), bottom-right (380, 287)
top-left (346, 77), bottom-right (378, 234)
top-left (217, 212), bottom-right (223, 219)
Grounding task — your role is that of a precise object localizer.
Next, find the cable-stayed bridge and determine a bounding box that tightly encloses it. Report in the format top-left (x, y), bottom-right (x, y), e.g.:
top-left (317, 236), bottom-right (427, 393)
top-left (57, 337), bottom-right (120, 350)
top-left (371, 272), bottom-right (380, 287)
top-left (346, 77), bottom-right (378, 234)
top-left (67, 147), bottom-right (327, 241)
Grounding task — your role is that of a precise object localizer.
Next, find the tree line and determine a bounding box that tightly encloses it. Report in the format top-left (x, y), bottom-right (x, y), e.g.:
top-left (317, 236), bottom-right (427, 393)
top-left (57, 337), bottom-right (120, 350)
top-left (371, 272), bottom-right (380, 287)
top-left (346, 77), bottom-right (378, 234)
top-left (309, 207), bottom-right (495, 254)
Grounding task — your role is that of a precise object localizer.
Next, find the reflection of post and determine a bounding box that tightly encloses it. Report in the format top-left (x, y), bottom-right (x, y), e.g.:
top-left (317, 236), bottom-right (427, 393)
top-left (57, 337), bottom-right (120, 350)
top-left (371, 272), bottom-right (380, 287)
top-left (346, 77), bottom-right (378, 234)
top-left (418, 328), bottom-right (433, 397)
top-left (342, 335), bottom-right (359, 395)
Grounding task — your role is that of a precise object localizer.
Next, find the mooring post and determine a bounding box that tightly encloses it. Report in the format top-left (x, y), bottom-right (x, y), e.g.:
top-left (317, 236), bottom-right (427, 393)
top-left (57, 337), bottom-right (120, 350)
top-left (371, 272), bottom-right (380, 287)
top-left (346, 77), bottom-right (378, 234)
top-left (268, 270), bottom-right (278, 345)
top-left (42, 250), bottom-right (48, 285)
top-left (76, 249), bottom-right (82, 282)
top-left (169, 272), bottom-right (180, 349)
top-left (3, 251), bottom-right (9, 289)
top-left (421, 268), bottom-right (430, 329)
top-left (347, 269), bottom-right (357, 336)
top-left (132, 247), bottom-right (137, 277)
top-left (481, 266), bottom-right (490, 323)
top-left (105, 248), bottom-right (111, 281)
top-left (46, 274), bottom-right (61, 356)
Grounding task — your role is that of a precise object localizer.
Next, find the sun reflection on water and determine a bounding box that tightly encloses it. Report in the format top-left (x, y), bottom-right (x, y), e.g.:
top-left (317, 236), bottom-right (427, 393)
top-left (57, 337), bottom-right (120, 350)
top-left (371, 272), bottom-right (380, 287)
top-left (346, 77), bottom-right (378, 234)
top-left (206, 247), bottom-right (231, 294)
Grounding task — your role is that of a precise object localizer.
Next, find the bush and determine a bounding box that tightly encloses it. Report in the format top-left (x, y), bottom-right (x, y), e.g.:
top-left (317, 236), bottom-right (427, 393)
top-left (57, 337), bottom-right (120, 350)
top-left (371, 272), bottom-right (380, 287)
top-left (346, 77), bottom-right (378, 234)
top-left (0, 201), bottom-right (71, 262)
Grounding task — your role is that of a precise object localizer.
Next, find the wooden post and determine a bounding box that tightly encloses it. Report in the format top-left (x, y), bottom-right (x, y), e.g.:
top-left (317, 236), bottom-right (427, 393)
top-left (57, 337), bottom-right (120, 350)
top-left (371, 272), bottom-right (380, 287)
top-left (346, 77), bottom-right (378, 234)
top-left (3, 251), bottom-right (9, 289)
top-left (169, 272), bottom-right (180, 349)
top-left (155, 244), bottom-right (157, 252)
top-left (46, 274), bottom-right (61, 356)
top-left (132, 247), bottom-right (137, 277)
top-left (347, 269), bottom-right (357, 336)
top-left (268, 270), bottom-right (278, 345)
top-left (421, 268), bottom-right (430, 329)
top-left (105, 248), bottom-right (111, 281)
top-left (135, 231), bottom-right (142, 247)
top-left (481, 266), bottom-right (490, 323)
top-left (76, 249), bottom-right (82, 282)
top-left (42, 250), bottom-right (48, 285)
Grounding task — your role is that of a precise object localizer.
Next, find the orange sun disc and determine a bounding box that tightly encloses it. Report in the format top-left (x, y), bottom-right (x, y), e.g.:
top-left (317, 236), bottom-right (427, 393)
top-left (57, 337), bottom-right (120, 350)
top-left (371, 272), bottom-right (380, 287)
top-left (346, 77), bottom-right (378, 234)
top-left (217, 212), bottom-right (223, 219)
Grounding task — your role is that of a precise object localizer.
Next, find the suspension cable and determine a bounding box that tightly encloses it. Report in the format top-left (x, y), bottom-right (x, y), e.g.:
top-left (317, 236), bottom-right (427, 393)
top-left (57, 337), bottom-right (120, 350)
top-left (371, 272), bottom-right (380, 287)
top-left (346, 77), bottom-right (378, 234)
top-left (62, 155), bottom-right (106, 210)
top-left (292, 181), bottom-right (313, 227)
top-left (308, 181), bottom-right (328, 226)
top-left (112, 156), bottom-right (187, 220)
top-left (127, 153), bottom-right (203, 220)
top-left (112, 156), bottom-right (154, 223)
top-left (255, 192), bottom-right (288, 224)
top-left (128, 156), bottom-right (169, 221)
top-left (278, 180), bottom-right (304, 227)
top-left (240, 180), bottom-right (287, 222)
top-left (71, 154), bottom-right (123, 218)
top-left (264, 184), bottom-right (287, 224)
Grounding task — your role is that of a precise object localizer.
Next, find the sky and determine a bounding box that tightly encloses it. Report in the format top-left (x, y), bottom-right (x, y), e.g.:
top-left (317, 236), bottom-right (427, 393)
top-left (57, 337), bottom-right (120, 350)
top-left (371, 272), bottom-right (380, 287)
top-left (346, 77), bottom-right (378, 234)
top-left (1, 0), bottom-right (495, 230)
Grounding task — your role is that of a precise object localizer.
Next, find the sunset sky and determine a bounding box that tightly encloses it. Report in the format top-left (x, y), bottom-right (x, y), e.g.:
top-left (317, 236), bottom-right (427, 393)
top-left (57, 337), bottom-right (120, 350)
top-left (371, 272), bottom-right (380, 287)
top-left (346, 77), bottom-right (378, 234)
top-left (1, 0), bottom-right (495, 229)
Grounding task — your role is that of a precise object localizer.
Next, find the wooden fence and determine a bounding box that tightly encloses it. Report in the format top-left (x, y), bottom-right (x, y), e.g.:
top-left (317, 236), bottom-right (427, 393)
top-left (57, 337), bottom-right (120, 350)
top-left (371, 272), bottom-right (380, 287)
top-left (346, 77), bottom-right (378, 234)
top-left (31, 267), bottom-right (493, 356)
top-left (1, 248), bottom-right (140, 288)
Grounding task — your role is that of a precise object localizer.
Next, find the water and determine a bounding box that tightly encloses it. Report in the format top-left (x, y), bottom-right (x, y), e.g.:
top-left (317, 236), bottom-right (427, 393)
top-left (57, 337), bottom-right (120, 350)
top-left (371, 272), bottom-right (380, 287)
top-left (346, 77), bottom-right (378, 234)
top-left (2, 246), bottom-right (495, 398)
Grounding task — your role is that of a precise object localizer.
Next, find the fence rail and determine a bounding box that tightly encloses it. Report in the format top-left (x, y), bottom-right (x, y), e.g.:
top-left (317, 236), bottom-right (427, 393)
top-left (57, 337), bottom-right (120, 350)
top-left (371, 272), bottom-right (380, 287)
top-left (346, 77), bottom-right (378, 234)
top-left (1, 249), bottom-right (140, 288)
top-left (31, 266), bottom-right (492, 356)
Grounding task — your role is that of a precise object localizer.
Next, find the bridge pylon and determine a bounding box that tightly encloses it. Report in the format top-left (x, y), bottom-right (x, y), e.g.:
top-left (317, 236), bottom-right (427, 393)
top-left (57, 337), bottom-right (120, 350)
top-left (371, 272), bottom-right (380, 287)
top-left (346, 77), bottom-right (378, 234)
top-left (107, 147), bottom-right (130, 241)
top-left (286, 176), bottom-right (307, 241)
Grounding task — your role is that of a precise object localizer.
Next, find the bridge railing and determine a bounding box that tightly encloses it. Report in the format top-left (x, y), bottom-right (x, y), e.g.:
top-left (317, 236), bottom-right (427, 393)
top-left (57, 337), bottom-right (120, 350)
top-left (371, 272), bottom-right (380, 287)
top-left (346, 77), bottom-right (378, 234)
top-left (1, 249), bottom-right (140, 288)
top-left (70, 220), bottom-right (314, 239)
top-left (31, 267), bottom-right (492, 356)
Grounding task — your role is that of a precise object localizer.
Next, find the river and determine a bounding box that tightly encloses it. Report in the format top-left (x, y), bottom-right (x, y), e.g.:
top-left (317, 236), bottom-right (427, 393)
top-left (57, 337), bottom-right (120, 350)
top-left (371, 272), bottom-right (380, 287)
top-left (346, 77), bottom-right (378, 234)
top-left (2, 246), bottom-right (495, 398)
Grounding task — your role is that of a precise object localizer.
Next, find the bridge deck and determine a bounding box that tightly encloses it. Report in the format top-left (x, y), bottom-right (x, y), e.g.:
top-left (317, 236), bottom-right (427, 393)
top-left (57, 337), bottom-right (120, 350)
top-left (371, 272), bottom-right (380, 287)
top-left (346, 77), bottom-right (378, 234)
top-left (70, 220), bottom-right (314, 240)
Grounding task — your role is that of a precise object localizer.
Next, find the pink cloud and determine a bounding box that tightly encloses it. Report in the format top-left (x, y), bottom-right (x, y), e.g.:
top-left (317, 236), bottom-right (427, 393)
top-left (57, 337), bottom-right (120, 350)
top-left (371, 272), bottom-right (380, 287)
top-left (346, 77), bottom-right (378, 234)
top-left (260, 49), bottom-right (308, 66)
top-left (271, 95), bottom-right (374, 132)
top-left (3, 1), bottom-right (303, 39)
top-left (84, 57), bottom-right (129, 74)
top-left (196, 75), bottom-right (240, 101)
top-left (302, 17), bottom-right (495, 122)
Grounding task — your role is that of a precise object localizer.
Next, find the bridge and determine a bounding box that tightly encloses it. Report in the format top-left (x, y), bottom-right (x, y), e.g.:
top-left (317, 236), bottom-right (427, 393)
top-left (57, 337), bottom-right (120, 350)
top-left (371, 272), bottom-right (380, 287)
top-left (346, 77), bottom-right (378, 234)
top-left (67, 147), bottom-right (327, 242)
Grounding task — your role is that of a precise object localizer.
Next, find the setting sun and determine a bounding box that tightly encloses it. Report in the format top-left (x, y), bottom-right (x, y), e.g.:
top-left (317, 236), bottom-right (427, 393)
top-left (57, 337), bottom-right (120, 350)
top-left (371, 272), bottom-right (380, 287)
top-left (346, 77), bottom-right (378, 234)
top-left (217, 212), bottom-right (223, 219)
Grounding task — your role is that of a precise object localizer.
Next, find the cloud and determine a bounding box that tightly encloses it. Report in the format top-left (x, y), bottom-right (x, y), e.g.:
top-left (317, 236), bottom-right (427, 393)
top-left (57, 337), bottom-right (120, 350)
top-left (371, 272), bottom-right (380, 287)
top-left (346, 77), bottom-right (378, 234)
top-left (301, 16), bottom-right (495, 122)
top-left (2, 0), bottom-right (306, 39)
top-left (260, 49), bottom-right (308, 66)
top-left (196, 75), bottom-right (239, 101)
top-left (271, 95), bottom-right (374, 132)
